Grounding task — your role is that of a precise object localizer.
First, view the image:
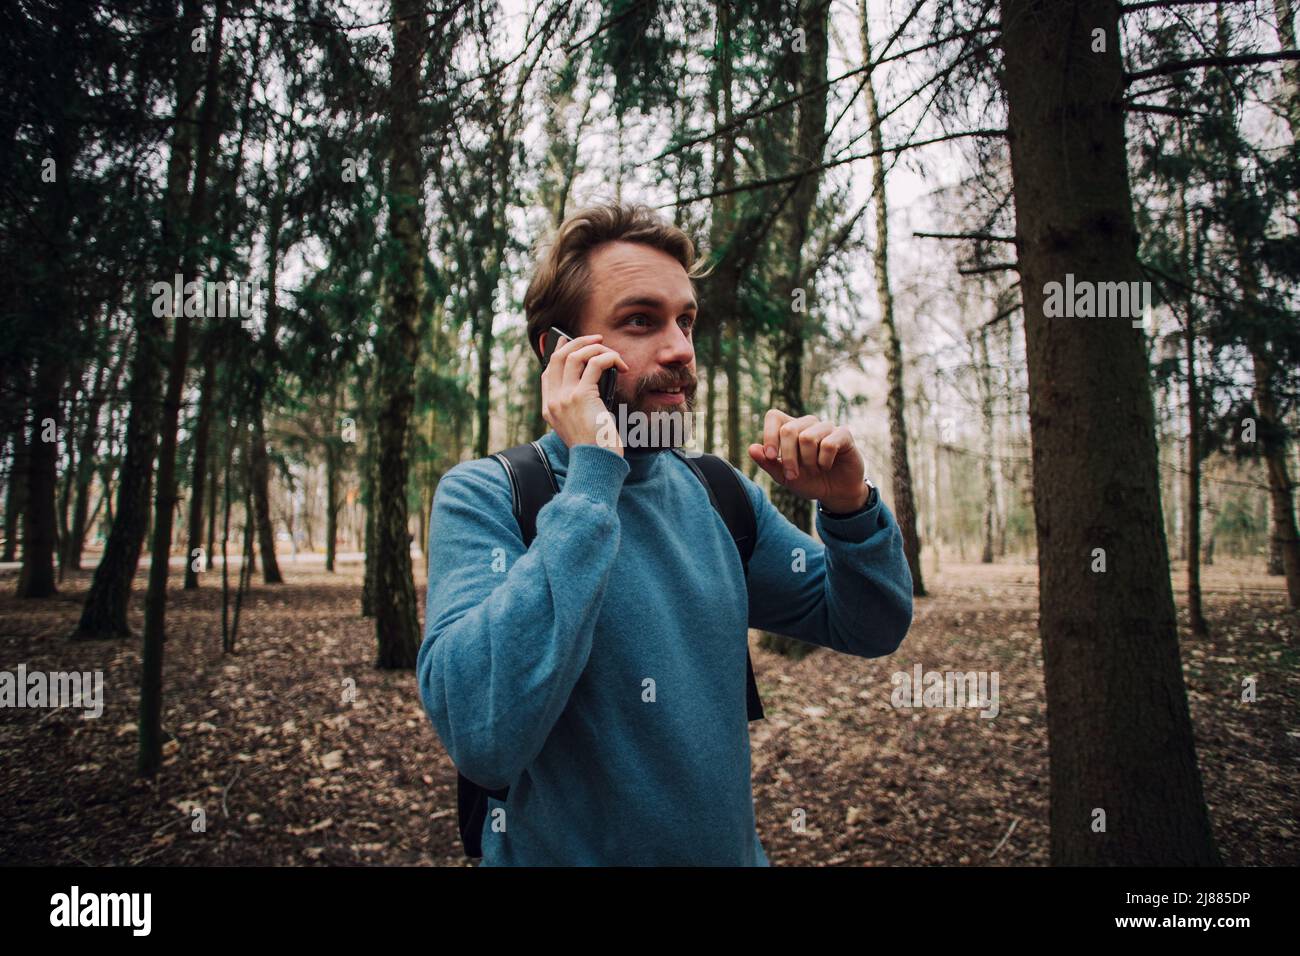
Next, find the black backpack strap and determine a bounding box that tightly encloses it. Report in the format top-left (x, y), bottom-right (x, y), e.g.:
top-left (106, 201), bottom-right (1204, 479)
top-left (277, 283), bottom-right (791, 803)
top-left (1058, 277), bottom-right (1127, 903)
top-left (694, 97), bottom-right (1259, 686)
top-left (455, 441), bottom-right (559, 859)
top-left (670, 450), bottom-right (765, 723)
top-left (671, 451), bottom-right (757, 569)
top-left (456, 774), bottom-right (510, 860)
top-left (491, 439), bottom-right (560, 547)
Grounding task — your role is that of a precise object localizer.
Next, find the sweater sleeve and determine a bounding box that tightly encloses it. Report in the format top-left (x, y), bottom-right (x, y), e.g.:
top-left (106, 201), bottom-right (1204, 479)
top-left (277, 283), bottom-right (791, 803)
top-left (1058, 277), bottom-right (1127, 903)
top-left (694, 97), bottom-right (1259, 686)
top-left (739, 469), bottom-right (913, 658)
top-left (417, 444), bottom-right (631, 790)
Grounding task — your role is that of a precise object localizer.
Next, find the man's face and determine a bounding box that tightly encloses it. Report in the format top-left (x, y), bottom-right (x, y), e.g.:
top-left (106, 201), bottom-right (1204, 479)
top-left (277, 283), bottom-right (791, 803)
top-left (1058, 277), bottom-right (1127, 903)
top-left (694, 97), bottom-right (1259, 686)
top-left (543, 240), bottom-right (698, 417)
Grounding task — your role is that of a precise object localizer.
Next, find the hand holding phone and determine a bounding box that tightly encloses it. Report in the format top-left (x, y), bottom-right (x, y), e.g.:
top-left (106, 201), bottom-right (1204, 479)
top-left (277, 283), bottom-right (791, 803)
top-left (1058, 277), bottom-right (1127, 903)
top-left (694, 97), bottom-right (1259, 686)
top-left (542, 326), bottom-right (619, 410)
top-left (539, 327), bottom-right (628, 454)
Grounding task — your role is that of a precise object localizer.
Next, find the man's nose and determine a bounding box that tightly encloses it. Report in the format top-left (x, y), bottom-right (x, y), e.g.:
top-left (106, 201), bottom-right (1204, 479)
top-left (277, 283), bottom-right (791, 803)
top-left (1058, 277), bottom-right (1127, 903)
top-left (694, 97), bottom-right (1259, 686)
top-left (659, 322), bottom-right (694, 365)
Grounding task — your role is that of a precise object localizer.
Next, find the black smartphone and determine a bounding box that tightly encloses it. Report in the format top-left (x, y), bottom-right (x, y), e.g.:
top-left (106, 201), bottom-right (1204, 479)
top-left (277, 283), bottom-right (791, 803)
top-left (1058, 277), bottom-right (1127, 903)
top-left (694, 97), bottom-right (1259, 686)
top-left (540, 325), bottom-right (618, 412)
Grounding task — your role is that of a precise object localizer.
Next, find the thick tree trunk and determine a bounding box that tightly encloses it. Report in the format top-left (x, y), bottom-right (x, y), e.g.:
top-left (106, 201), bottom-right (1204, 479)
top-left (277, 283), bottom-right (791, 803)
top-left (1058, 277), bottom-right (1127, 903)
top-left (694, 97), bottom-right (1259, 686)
top-left (371, 0), bottom-right (426, 669)
top-left (18, 4), bottom-right (81, 598)
top-left (861, 2), bottom-right (926, 593)
top-left (1000, 0), bottom-right (1221, 865)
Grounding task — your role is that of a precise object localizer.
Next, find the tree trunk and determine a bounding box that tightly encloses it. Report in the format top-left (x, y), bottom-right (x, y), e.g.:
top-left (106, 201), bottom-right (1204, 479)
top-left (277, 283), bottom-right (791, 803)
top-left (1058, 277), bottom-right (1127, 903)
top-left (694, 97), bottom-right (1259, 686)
top-left (184, 342), bottom-right (219, 588)
top-left (140, 0), bottom-right (224, 777)
top-left (976, 327), bottom-right (996, 565)
top-left (1175, 133), bottom-right (1208, 637)
top-left (325, 438), bottom-right (338, 573)
top-left (1213, 9), bottom-right (1299, 599)
top-left (248, 416), bottom-right (282, 583)
top-left (371, 0), bottom-right (426, 669)
top-left (18, 3), bottom-right (82, 598)
top-left (758, 0), bottom-right (829, 661)
top-left (65, 333), bottom-right (124, 575)
top-left (74, 40), bottom-right (187, 637)
top-left (861, 1), bottom-right (926, 594)
top-left (726, 315), bottom-right (741, 466)
top-left (471, 121), bottom-right (505, 460)
top-left (1203, 485), bottom-right (1216, 567)
top-left (1273, 0), bottom-right (1300, 137)
top-left (1252, 349), bottom-right (1300, 604)
top-left (248, 175), bottom-right (286, 586)
top-left (55, 381), bottom-right (80, 580)
top-left (99, 460), bottom-right (115, 528)
top-left (64, 393), bottom-right (96, 576)
top-left (1000, 0), bottom-right (1220, 865)
top-left (205, 432), bottom-right (219, 570)
top-left (704, 0), bottom-right (741, 464)
top-left (931, 426), bottom-right (942, 574)
top-left (361, 397), bottom-right (377, 617)
top-left (1186, 324), bottom-right (1208, 637)
top-left (4, 412), bottom-right (30, 562)
top-left (246, 123), bottom-right (292, 587)
top-left (220, 435), bottom-right (235, 649)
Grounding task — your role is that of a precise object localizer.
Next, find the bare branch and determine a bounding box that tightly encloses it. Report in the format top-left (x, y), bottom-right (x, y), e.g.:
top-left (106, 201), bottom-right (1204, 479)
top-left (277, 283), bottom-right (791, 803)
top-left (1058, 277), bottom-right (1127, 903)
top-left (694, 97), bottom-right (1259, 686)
top-left (1121, 0), bottom-right (1257, 13)
top-left (1126, 50), bottom-right (1300, 84)
top-left (959, 262), bottom-right (1020, 276)
top-left (914, 230), bottom-right (1018, 243)
top-left (1124, 101), bottom-right (1214, 118)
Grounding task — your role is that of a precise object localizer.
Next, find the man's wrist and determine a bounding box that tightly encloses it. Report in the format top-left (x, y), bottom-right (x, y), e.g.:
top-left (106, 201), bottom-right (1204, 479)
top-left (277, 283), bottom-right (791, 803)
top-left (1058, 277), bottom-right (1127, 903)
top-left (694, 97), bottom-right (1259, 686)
top-left (819, 478), bottom-right (876, 517)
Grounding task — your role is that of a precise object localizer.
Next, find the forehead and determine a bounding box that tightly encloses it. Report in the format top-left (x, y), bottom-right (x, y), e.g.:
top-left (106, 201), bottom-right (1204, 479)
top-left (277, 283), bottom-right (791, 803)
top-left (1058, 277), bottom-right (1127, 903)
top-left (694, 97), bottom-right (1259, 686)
top-left (584, 241), bottom-right (696, 309)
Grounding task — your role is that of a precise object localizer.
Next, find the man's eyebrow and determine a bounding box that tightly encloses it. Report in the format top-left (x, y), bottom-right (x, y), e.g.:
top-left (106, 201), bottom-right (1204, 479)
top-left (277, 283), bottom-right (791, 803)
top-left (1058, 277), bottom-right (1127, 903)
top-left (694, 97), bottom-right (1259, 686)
top-left (612, 294), bottom-right (698, 312)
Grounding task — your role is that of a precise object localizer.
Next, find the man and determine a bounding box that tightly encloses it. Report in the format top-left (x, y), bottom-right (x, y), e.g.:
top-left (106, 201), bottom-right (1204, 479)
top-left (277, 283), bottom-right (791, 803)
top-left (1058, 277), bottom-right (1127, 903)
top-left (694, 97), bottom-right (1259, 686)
top-left (418, 202), bottom-right (913, 865)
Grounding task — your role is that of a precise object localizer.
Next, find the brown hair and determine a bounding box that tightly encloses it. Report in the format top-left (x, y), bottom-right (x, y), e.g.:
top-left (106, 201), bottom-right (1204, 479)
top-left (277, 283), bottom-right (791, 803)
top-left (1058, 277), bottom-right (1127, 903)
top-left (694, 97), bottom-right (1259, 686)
top-left (523, 202), bottom-right (710, 362)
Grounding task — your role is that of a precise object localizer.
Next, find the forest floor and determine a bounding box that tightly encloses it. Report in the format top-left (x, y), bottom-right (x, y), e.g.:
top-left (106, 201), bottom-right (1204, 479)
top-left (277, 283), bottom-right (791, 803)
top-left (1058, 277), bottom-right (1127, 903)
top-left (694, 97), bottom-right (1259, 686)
top-left (0, 553), bottom-right (1294, 867)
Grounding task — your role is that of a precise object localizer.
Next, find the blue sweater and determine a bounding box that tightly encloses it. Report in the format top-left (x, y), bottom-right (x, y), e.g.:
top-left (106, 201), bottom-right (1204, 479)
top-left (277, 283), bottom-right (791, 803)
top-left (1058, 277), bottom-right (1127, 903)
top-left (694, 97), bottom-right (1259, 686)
top-left (417, 428), bottom-right (913, 865)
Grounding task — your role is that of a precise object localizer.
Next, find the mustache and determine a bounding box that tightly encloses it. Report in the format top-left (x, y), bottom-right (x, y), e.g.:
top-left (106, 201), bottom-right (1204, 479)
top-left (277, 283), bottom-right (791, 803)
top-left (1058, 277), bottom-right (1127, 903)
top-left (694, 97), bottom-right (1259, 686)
top-left (639, 373), bottom-right (696, 393)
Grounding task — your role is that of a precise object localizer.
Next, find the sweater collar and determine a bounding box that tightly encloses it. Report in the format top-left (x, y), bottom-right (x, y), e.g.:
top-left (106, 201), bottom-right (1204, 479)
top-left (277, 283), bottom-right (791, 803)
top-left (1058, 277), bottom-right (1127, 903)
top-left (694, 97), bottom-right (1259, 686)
top-left (538, 428), bottom-right (669, 484)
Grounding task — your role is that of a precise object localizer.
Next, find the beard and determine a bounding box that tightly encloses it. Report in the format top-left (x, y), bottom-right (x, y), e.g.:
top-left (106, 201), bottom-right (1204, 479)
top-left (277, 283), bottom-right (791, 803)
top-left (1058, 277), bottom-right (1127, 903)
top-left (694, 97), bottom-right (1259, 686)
top-left (610, 374), bottom-right (699, 453)
top-left (619, 385), bottom-right (697, 416)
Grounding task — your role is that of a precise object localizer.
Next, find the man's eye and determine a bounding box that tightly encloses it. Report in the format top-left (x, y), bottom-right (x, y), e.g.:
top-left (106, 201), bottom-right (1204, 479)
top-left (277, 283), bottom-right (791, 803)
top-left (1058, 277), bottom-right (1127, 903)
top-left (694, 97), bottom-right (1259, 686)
top-left (628, 314), bottom-right (650, 327)
top-left (679, 315), bottom-right (695, 332)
